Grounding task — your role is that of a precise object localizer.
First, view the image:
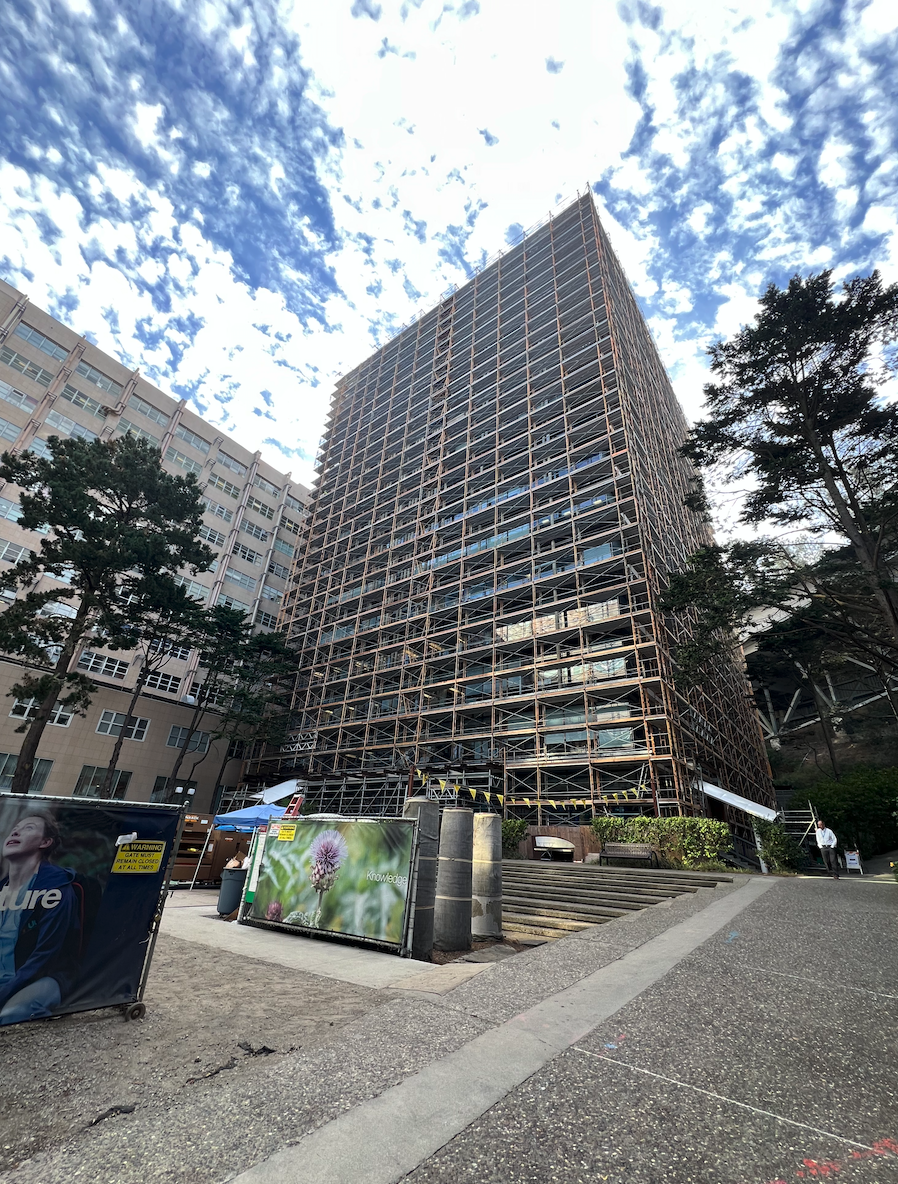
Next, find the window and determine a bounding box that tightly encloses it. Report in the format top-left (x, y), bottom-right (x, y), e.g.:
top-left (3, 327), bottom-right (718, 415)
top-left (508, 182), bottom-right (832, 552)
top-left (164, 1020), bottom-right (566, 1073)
top-left (128, 394), bottom-right (169, 426)
top-left (272, 537), bottom-right (295, 559)
top-left (59, 383), bottom-right (105, 417)
top-left (38, 600), bottom-right (77, 619)
top-left (284, 492), bottom-right (305, 512)
top-left (13, 323), bottom-right (69, 362)
top-left (165, 446), bottom-right (202, 476)
top-left (174, 423), bottom-right (210, 454)
top-left (0, 752), bottom-right (53, 794)
top-left (167, 726), bottom-right (210, 753)
top-left (253, 474), bottom-right (279, 497)
top-left (189, 681), bottom-right (227, 707)
top-left (95, 710), bottom-right (149, 741)
top-left (0, 380), bottom-right (38, 413)
top-left (0, 415), bottom-right (20, 444)
top-left (172, 574), bottom-right (208, 601)
top-left (145, 670), bottom-right (182, 694)
top-left (268, 559), bottom-right (290, 580)
top-left (77, 651), bottom-right (130, 680)
top-left (246, 495), bottom-right (274, 521)
top-left (75, 360), bottom-right (122, 397)
top-left (0, 539), bottom-right (27, 564)
top-left (147, 639), bottom-right (191, 661)
top-left (151, 775), bottom-right (196, 802)
top-left (45, 409), bottom-right (98, 442)
top-left (73, 765), bottom-right (131, 799)
top-left (0, 346), bottom-right (55, 387)
top-left (232, 541), bottom-right (262, 565)
top-left (198, 523), bottom-right (227, 547)
top-left (217, 592), bottom-right (249, 612)
top-left (10, 698), bottom-right (74, 727)
top-left (203, 498), bottom-right (234, 523)
top-left (256, 609), bottom-right (278, 629)
top-left (207, 472), bottom-right (241, 499)
top-left (0, 497), bottom-right (21, 523)
top-left (116, 418), bottom-right (159, 446)
top-left (241, 519), bottom-right (269, 543)
top-left (280, 515), bottom-right (301, 535)
top-left (261, 583), bottom-right (282, 602)
top-left (216, 451), bottom-right (248, 476)
top-left (28, 437), bottom-right (53, 459)
top-left (225, 567), bottom-right (256, 592)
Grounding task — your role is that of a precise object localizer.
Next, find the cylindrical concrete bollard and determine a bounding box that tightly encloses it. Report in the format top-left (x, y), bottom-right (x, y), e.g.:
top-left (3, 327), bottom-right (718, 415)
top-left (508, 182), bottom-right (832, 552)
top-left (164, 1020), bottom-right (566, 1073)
top-left (472, 813), bottom-right (503, 939)
top-left (433, 807), bottom-right (473, 951)
top-left (403, 796), bottom-right (440, 961)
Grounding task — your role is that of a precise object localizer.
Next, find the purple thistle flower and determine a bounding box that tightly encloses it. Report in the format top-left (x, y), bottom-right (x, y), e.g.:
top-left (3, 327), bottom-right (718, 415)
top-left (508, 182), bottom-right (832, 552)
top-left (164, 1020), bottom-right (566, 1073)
top-left (308, 829), bottom-right (349, 896)
top-left (309, 830), bottom-right (348, 875)
top-left (266, 900), bottom-right (283, 922)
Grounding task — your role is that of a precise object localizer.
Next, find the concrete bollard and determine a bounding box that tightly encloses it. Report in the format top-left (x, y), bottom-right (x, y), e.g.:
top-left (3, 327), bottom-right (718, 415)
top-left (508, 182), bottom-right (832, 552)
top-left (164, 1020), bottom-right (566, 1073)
top-left (472, 812), bottom-right (502, 939)
top-left (433, 807), bottom-right (473, 951)
top-left (403, 796), bottom-right (440, 961)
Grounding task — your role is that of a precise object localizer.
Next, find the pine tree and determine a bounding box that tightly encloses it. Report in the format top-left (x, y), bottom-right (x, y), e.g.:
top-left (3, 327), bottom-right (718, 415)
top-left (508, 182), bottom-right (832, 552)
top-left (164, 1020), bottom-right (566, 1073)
top-left (0, 435), bottom-right (213, 794)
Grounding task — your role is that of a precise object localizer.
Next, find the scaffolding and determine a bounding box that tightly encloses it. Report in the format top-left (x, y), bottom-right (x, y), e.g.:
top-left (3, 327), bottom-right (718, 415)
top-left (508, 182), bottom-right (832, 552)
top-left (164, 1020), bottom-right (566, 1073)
top-left (276, 194), bottom-right (773, 820)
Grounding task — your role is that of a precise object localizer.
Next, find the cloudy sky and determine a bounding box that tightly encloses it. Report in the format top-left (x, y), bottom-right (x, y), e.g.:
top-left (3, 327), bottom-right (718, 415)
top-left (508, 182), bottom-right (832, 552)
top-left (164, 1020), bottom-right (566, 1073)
top-left (1, 0), bottom-right (895, 488)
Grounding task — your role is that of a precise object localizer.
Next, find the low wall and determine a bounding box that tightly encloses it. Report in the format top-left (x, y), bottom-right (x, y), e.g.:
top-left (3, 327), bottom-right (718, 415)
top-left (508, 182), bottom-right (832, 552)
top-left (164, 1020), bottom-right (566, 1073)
top-left (516, 824), bottom-right (602, 861)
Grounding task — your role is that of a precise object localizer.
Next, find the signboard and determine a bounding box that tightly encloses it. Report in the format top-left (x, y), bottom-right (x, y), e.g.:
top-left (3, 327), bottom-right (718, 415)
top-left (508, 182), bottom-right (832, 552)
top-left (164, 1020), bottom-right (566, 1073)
top-left (0, 794), bottom-right (180, 1027)
top-left (845, 850), bottom-right (862, 871)
top-left (244, 817), bottom-right (416, 952)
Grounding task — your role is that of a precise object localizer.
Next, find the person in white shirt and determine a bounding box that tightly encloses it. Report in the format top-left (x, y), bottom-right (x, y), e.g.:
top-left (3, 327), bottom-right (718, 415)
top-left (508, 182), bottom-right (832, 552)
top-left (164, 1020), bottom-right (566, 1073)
top-left (815, 821), bottom-right (839, 879)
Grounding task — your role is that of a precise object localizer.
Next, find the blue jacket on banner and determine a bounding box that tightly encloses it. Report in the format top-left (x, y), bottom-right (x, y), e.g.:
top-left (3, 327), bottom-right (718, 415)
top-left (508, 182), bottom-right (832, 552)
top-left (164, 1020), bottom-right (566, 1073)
top-left (0, 862), bottom-right (81, 1012)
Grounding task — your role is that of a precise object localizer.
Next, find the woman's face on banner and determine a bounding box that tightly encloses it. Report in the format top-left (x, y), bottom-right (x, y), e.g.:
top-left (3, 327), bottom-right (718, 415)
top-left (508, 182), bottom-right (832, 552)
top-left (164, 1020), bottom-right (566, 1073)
top-left (2, 816), bottom-right (52, 860)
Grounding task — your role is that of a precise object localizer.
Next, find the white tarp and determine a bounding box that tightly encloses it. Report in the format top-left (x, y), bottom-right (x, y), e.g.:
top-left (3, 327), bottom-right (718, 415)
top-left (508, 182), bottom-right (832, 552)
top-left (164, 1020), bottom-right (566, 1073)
top-left (698, 780), bottom-right (778, 822)
top-left (255, 778), bottom-right (304, 805)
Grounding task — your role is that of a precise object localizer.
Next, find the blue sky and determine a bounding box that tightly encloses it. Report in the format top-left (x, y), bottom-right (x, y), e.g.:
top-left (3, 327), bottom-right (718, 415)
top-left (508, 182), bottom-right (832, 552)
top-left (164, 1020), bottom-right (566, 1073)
top-left (1, 0), bottom-right (895, 486)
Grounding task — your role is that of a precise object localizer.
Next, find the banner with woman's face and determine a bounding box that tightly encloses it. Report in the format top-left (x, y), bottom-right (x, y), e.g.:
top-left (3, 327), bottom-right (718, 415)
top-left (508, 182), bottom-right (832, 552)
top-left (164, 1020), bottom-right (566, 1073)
top-left (0, 794), bottom-right (181, 1026)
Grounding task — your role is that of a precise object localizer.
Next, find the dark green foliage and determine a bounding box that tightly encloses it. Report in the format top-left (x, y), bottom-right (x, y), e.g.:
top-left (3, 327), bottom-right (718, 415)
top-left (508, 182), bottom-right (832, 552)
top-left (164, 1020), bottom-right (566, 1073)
top-left (666, 272), bottom-right (898, 726)
top-left (501, 818), bottom-right (530, 858)
top-left (804, 767), bottom-right (898, 857)
top-left (753, 820), bottom-right (807, 873)
top-left (590, 816), bottom-right (731, 867)
top-left (0, 435), bottom-right (213, 793)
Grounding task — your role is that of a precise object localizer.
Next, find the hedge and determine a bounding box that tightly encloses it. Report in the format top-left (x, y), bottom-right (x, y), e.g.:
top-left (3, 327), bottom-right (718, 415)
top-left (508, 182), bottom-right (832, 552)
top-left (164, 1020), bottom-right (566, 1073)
top-left (590, 816), bottom-right (731, 867)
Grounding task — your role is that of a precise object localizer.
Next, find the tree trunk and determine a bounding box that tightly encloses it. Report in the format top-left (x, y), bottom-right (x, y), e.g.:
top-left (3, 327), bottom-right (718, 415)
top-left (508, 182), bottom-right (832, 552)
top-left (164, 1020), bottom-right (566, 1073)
top-left (98, 662), bottom-right (150, 799)
top-left (10, 599), bottom-right (94, 794)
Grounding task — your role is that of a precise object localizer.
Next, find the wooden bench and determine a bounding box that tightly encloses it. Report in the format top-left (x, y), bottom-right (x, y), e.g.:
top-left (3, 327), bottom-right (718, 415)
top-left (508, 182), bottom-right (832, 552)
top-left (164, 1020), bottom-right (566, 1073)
top-left (599, 842), bottom-right (658, 868)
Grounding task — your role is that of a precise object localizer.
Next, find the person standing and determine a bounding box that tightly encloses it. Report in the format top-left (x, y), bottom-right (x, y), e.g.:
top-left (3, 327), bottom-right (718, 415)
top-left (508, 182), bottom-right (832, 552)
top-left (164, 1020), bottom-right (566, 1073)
top-left (815, 820), bottom-right (840, 880)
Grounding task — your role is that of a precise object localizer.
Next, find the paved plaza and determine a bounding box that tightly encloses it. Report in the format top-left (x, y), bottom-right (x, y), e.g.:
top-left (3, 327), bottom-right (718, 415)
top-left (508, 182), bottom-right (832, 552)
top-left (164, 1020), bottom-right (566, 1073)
top-left (1, 872), bottom-right (895, 1184)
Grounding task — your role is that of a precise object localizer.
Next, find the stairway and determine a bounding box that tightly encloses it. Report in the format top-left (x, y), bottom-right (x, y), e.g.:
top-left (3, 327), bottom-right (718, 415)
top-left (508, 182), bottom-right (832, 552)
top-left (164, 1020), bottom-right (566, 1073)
top-left (501, 860), bottom-right (732, 940)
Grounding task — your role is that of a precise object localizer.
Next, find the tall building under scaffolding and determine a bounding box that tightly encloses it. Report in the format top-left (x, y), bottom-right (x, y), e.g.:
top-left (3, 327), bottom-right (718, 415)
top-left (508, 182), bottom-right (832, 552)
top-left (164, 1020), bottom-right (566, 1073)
top-left (278, 194), bottom-right (772, 820)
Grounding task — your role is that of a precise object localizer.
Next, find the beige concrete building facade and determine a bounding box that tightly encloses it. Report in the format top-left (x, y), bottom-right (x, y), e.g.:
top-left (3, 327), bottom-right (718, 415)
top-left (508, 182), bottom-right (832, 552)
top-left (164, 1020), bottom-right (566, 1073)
top-left (0, 278), bottom-right (309, 812)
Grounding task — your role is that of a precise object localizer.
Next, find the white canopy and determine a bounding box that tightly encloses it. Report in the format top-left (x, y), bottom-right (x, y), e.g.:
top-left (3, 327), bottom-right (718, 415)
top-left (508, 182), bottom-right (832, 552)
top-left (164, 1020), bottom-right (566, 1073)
top-left (698, 780), bottom-right (778, 822)
top-left (254, 778), bottom-right (305, 805)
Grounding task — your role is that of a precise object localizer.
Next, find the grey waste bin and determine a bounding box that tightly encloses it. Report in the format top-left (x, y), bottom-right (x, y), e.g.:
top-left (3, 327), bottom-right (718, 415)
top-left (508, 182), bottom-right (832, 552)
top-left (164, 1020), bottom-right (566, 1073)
top-left (217, 868), bottom-right (247, 915)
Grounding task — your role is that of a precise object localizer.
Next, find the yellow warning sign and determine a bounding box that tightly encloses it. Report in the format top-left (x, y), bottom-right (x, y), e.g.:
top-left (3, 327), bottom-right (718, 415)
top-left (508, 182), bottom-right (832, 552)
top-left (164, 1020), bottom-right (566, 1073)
top-left (111, 840), bottom-right (166, 875)
top-left (276, 823), bottom-right (297, 842)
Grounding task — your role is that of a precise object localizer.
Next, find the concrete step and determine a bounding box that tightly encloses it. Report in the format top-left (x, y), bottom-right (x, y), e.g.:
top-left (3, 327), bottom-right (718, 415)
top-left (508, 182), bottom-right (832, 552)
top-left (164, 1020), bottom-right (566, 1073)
top-left (504, 899), bottom-right (626, 922)
top-left (503, 885), bottom-right (660, 911)
top-left (502, 916), bottom-right (597, 938)
top-left (502, 868), bottom-right (715, 893)
top-left (502, 877), bottom-right (673, 902)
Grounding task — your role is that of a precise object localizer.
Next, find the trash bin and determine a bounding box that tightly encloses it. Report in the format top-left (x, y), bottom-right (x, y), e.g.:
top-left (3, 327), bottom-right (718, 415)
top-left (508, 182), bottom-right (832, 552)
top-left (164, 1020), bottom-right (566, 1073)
top-left (217, 868), bottom-right (247, 915)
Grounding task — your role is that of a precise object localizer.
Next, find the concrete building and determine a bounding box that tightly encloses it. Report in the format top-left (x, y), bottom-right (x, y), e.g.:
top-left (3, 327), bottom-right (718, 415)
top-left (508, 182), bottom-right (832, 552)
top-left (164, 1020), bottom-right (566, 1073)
top-left (0, 278), bottom-right (309, 812)
top-left (277, 194), bottom-right (773, 822)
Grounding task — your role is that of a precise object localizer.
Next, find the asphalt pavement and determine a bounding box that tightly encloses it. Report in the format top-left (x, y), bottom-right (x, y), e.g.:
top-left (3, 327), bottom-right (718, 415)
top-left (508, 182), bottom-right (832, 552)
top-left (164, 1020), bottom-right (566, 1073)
top-left (2, 873), bottom-right (895, 1184)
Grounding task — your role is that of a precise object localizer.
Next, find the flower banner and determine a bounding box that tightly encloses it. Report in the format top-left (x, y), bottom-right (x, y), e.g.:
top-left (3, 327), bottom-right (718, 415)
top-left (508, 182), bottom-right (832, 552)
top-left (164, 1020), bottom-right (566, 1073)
top-left (245, 817), bottom-right (416, 952)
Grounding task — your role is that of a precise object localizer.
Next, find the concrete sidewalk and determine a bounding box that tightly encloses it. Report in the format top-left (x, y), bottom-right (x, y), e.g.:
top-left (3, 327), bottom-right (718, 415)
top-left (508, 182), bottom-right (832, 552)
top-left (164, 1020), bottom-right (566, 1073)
top-left (4, 874), bottom-right (896, 1184)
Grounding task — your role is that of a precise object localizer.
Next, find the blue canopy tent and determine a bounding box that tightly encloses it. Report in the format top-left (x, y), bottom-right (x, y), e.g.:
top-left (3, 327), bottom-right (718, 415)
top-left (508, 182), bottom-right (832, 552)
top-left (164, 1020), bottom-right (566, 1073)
top-left (212, 803), bottom-right (287, 831)
top-left (188, 804), bottom-right (286, 889)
